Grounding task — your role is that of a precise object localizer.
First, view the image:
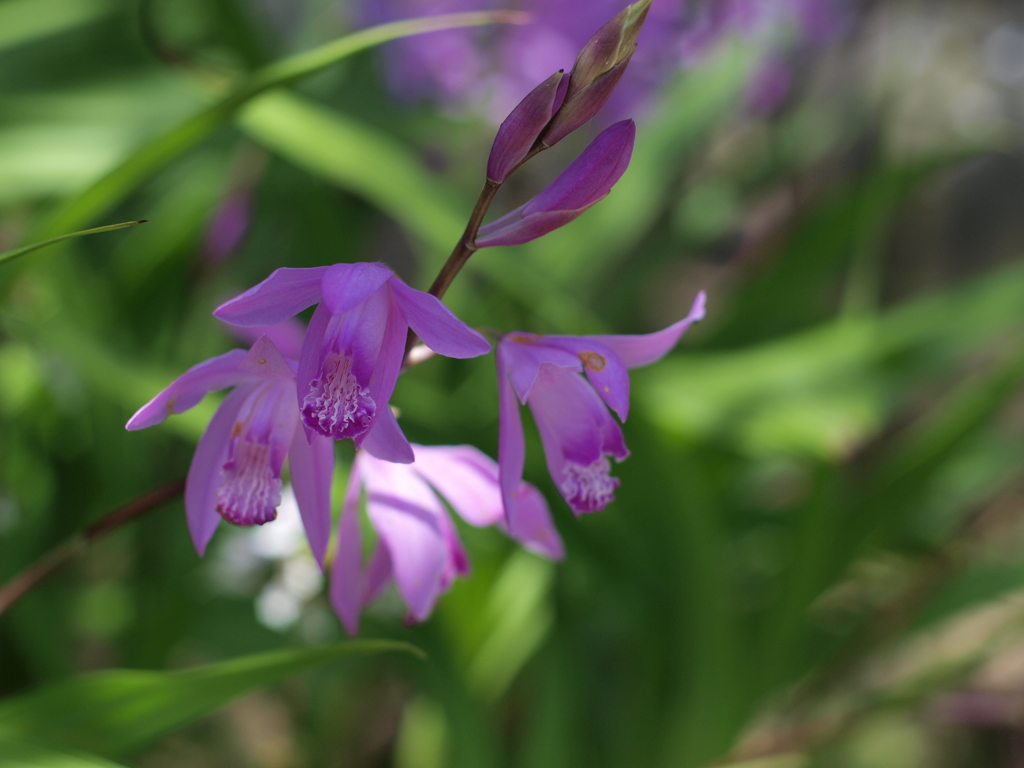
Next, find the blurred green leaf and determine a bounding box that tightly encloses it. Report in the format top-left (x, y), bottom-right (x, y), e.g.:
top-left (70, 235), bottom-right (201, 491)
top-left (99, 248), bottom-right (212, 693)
top-left (31, 10), bottom-right (526, 241)
top-left (0, 741), bottom-right (127, 768)
top-left (0, 640), bottom-right (423, 758)
top-left (239, 90), bottom-right (464, 255)
top-left (0, 0), bottom-right (112, 52)
top-left (0, 221), bottom-right (145, 268)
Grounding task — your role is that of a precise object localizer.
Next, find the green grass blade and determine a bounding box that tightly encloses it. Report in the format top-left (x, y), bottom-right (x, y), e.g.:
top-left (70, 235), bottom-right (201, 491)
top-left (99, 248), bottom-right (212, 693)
top-left (31, 10), bottom-right (526, 241)
top-left (0, 221), bottom-right (146, 267)
top-left (0, 640), bottom-right (424, 758)
top-left (0, 740), bottom-right (129, 768)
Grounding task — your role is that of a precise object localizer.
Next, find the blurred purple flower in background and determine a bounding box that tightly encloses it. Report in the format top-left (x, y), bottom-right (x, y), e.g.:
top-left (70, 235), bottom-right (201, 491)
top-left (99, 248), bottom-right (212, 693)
top-left (126, 336), bottom-right (335, 564)
top-left (331, 444), bottom-right (563, 634)
top-left (496, 291), bottom-right (705, 518)
top-left (358, 0), bottom-right (851, 122)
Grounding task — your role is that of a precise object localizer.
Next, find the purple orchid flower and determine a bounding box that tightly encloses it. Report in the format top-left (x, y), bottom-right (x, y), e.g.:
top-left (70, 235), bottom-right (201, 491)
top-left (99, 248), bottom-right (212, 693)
top-left (476, 119), bottom-right (635, 248)
top-left (331, 444), bottom-right (563, 635)
top-left (496, 292), bottom-right (706, 519)
top-left (213, 262), bottom-right (491, 463)
top-left (126, 336), bottom-right (335, 565)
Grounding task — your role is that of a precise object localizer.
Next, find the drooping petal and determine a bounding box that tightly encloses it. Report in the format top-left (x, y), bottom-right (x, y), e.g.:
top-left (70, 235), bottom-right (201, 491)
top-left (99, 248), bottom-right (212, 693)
top-left (363, 544), bottom-right (393, 607)
top-left (589, 291), bottom-right (706, 368)
top-left (508, 482), bottom-right (565, 561)
top-left (541, 337), bottom-right (631, 421)
top-left (239, 335), bottom-right (296, 379)
top-left (126, 349), bottom-right (251, 431)
top-left (184, 382), bottom-right (258, 555)
top-left (213, 267), bottom-right (328, 326)
top-left (288, 430), bottom-right (335, 568)
top-left (360, 405), bottom-right (414, 464)
top-left (437, 507), bottom-right (470, 591)
top-left (487, 70), bottom-right (567, 183)
top-left (224, 318), bottom-right (307, 361)
top-left (361, 457), bottom-right (448, 621)
top-left (330, 462), bottom-right (364, 636)
top-left (527, 364), bottom-right (629, 515)
top-left (388, 277), bottom-right (491, 358)
top-left (411, 445), bottom-right (505, 527)
top-left (497, 346), bottom-right (528, 527)
top-left (320, 262), bottom-right (393, 317)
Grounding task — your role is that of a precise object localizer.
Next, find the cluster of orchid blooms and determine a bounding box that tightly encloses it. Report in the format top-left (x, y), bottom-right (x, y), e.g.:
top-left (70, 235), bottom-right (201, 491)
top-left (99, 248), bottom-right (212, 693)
top-left (128, 0), bottom-right (705, 635)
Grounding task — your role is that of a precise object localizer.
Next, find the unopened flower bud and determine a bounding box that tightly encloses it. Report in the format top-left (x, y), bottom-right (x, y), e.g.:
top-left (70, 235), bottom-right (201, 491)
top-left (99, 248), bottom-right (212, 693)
top-left (540, 0), bottom-right (651, 147)
top-left (487, 70), bottom-right (568, 183)
top-left (476, 120), bottom-right (635, 248)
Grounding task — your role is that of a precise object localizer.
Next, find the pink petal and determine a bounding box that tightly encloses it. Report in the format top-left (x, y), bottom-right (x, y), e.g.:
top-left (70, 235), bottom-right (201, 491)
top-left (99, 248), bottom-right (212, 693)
top-left (296, 303), bottom-right (332, 440)
top-left (411, 444), bottom-right (505, 527)
top-left (126, 349), bottom-right (250, 431)
top-left (223, 318), bottom-right (306, 361)
top-left (361, 456), bottom-right (449, 621)
top-left (213, 266), bottom-right (328, 326)
top-left (363, 544), bottom-right (393, 607)
top-left (589, 291), bottom-right (706, 368)
top-left (509, 482), bottom-right (565, 561)
top-left (184, 382), bottom-right (258, 555)
top-left (330, 461), bottom-right (364, 636)
top-left (238, 336), bottom-right (295, 379)
top-left (497, 346), bottom-right (528, 527)
top-left (475, 206), bottom-right (600, 248)
top-left (388, 277), bottom-right (491, 358)
top-left (541, 337), bottom-right (631, 421)
top-left (361, 406), bottom-right (414, 464)
top-left (487, 70), bottom-right (566, 183)
top-left (288, 430), bottom-right (335, 568)
top-left (320, 262), bottom-right (393, 317)
top-left (353, 286), bottom-right (406, 450)
top-left (499, 335), bottom-right (581, 403)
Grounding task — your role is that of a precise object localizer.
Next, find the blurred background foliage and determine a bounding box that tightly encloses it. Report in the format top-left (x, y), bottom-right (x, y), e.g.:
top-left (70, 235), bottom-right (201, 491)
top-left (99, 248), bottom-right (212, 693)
top-left (3, 0), bottom-right (1024, 766)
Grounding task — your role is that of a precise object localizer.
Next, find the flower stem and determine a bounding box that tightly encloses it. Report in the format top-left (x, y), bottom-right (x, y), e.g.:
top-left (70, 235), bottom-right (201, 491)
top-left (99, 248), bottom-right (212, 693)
top-left (428, 178), bottom-right (501, 300)
top-left (0, 478), bottom-right (185, 617)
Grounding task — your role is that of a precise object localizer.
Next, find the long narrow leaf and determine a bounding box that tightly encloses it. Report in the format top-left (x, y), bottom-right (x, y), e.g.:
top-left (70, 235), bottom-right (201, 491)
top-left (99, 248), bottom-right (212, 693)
top-left (32, 10), bottom-right (526, 241)
top-left (0, 640), bottom-right (423, 758)
top-left (0, 221), bottom-right (145, 268)
top-left (0, 741), bottom-right (129, 768)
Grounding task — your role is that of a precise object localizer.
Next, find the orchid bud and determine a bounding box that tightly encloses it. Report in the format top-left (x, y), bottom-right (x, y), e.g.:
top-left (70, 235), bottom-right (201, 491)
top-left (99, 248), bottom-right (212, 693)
top-left (476, 120), bottom-right (635, 248)
top-left (487, 70), bottom-right (568, 183)
top-left (540, 0), bottom-right (652, 147)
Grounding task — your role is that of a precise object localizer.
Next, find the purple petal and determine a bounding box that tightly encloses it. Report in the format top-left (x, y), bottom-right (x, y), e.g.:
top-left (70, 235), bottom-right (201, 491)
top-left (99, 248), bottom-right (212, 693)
top-left (361, 456), bottom-right (449, 621)
top-left (361, 406), bottom-right (415, 464)
top-left (213, 267), bottom-right (328, 326)
top-left (487, 70), bottom-right (566, 183)
top-left (497, 346), bottom-right (528, 529)
top-left (295, 303), bottom-right (332, 440)
top-left (437, 507), bottom-right (470, 592)
top-left (508, 482), bottom-right (565, 561)
top-left (184, 382), bottom-right (258, 555)
top-left (541, 337), bottom-right (631, 421)
top-left (528, 120), bottom-right (635, 215)
top-left (288, 430), bottom-right (335, 568)
top-left (363, 544), bottom-right (393, 606)
top-left (527, 364), bottom-right (629, 515)
top-left (498, 334), bottom-right (580, 403)
top-left (411, 444), bottom-right (504, 527)
top-left (353, 286), bottom-right (407, 450)
top-left (388, 277), bottom-right (491, 358)
top-left (589, 291), bottom-right (706, 369)
top-left (126, 349), bottom-right (250, 431)
top-left (223, 318), bottom-right (306, 361)
top-left (330, 461), bottom-right (364, 636)
top-left (476, 206), bottom-right (601, 248)
top-left (239, 335), bottom-right (295, 379)
top-left (321, 262), bottom-right (394, 317)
